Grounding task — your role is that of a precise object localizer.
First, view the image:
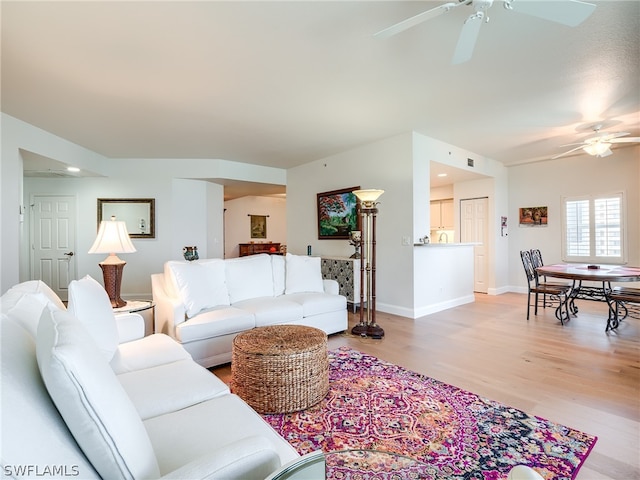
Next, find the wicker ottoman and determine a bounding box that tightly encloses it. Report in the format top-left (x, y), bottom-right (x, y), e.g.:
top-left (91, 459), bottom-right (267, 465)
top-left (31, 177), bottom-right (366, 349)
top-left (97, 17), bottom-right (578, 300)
top-left (231, 325), bottom-right (329, 414)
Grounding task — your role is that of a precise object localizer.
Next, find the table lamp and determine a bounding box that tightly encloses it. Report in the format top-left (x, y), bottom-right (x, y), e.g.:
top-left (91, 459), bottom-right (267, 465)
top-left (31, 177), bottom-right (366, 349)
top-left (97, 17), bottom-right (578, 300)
top-left (88, 216), bottom-right (136, 307)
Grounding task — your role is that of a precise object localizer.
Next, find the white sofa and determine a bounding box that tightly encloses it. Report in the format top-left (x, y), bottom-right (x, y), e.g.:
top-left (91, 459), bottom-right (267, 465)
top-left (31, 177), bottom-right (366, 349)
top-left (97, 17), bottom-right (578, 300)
top-left (1, 278), bottom-right (299, 479)
top-left (151, 253), bottom-right (348, 368)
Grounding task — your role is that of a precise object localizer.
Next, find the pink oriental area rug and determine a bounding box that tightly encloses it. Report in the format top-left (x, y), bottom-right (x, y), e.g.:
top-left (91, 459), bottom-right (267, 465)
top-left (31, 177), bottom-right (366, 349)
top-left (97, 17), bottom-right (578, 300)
top-left (262, 347), bottom-right (597, 480)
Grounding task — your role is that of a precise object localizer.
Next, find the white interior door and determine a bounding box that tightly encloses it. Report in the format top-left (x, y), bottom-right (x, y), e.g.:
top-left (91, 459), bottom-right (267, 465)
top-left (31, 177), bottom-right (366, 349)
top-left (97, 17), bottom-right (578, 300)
top-left (460, 197), bottom-right (488, 293)
top-left (31, 195), bottom-right (77, 300)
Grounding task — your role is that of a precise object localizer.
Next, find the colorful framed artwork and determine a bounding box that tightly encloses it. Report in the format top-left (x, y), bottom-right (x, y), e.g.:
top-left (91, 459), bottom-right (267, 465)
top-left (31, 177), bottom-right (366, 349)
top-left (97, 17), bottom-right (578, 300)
top-left (519, 206), bottom-right (548, 227)
top-left (317, 186), bottom-right (361, 239)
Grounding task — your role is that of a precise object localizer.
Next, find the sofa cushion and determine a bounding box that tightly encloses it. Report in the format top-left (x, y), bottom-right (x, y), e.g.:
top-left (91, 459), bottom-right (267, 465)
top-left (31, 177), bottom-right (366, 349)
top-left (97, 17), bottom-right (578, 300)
top-left (1, 280), bottom-right (66, 313)
top-left (1, 314), bottom-right (100, 479)
top-left (110, 333), bottom-right (193, 375)
top-left (285, 253), bottom-right (324, 294)
top-left (67, 275), bottom-right (119, 362)
top-left (285, 292), bottom-right (347, 317)
top-left (117, 359), bottom-right (230, 420)
top-left (5, 292), bottom-right (59, 337)
top-left (36, 308), bottom-right (160, 480)
top-left (143, 394), bottom-right (299, 475)
top-left (175, 307), bottom-right (255, 343)
top-left (225, 254), bottom-right (274, 303)
top-left (233, 297), bottom-right (303, 327)
top-left (166, 260), bottom-right (230, 318)
top-left (272, 254), bottom-right (286, 296)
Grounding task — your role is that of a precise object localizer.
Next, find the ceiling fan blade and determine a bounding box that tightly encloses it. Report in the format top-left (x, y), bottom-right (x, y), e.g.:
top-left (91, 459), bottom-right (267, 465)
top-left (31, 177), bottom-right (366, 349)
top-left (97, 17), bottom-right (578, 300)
top-left (374, 2), bottom-right (462, 39)
top-left (609, 136), bottom-right (640, 143)
top-left (558, 142), bottom-right (586, 148)
top-left (506, 0), bottom-right (596, 27)
top-left (597, 131), bottom-right (630, 140)
top-left (551, 145), bottom-right (586, 160)
top-left (452, 15), bottom-right (484, 64)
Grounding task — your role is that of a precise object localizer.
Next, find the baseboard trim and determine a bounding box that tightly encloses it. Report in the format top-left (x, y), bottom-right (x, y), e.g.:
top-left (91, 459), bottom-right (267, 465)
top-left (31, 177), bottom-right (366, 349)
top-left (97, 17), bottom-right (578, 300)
top-left (377, 295), bottom-right (476, 320)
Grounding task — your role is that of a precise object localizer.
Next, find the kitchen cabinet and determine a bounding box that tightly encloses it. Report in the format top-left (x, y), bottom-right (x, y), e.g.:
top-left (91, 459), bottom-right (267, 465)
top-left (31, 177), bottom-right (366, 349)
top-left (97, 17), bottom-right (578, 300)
top-left (430, 199), bottom-right (454, 230)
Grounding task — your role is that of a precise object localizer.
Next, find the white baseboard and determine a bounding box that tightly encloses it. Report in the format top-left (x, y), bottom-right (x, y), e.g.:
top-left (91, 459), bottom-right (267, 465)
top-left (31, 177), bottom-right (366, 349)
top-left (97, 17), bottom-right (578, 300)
top-left (377, 294), bottom-right (476, 320)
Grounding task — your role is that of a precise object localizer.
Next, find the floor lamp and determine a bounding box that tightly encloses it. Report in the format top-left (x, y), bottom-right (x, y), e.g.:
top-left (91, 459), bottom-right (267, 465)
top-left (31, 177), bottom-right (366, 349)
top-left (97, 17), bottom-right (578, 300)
top-left (88, 216), bottom-right (136, 308)
top-left (350, 189), bottom-right (384, 339)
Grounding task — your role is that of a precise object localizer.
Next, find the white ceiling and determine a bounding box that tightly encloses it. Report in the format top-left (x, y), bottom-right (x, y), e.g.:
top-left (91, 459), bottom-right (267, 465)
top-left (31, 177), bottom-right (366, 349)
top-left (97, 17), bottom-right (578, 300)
top-left (3, 1), bottom-right (639, 195)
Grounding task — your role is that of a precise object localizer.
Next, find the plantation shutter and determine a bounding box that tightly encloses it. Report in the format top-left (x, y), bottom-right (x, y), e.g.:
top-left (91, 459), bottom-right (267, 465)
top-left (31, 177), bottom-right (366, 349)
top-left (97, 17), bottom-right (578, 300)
top-left (594, 196), bottom-right (621, 257)
top-left (562, 192), bottom-right (625, 264)
top-left (565, 199), bottom-right (589, 257)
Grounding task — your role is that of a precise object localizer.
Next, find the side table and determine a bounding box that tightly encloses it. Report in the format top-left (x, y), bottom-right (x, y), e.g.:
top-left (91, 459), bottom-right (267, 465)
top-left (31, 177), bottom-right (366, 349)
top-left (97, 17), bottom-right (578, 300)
top-left (231, 325), bottom-right (329, 414)
top-left (113, 300), bottom-right (155, 337)
top-left (320, 257), bottom-right (362, 312)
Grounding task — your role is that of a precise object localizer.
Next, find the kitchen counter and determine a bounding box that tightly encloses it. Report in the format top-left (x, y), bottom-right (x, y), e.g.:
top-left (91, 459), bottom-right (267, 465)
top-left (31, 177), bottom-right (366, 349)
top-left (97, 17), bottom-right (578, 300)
top-left (413, 243), bottom-right (475, 317)
top-left (414, 242), bottom-right (479, 247)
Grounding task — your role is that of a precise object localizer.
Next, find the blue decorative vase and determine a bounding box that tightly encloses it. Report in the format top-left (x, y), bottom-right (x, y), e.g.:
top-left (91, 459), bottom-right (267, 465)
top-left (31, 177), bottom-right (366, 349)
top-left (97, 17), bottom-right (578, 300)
top-left (183, 246), bottom-right (199, 261)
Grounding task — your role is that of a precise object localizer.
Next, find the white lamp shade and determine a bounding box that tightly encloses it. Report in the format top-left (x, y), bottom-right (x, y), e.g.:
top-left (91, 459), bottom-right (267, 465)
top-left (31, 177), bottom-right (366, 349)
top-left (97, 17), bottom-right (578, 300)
top-left (353, 189), bottom-right (385, 204)
top-left (89, 220), bottom-right (136, 255)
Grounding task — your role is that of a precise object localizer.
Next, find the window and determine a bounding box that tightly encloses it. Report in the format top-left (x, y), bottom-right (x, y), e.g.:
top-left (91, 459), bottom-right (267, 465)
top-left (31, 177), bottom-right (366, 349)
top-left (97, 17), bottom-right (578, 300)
top-left (562, 192), bottom-right (626, 264)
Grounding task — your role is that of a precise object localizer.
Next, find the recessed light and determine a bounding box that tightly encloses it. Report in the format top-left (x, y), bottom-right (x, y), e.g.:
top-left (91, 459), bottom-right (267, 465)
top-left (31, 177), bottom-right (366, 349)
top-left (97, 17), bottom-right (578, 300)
top-left (437, 173), bottom-right (447, 177)
top-left (67, 167), bottom-right (80, 172)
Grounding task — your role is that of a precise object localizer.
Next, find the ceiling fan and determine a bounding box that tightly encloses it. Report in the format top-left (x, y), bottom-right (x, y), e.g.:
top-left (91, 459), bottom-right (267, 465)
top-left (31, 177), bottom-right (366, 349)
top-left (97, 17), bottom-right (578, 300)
top-left (552, 124), bottom-right (640, 159)
top-left (374, 0), bottom-right (596, 64)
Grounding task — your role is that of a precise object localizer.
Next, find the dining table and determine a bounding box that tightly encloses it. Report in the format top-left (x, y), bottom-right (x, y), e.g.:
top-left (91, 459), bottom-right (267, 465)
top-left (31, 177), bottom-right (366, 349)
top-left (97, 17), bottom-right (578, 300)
top-left (536, 263), bottom-right (640, 331)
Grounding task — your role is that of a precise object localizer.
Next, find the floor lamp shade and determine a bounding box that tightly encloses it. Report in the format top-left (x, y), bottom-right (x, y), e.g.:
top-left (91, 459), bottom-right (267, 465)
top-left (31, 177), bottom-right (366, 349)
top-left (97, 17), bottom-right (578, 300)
top-left (89, 218), bottom-right (136, 307)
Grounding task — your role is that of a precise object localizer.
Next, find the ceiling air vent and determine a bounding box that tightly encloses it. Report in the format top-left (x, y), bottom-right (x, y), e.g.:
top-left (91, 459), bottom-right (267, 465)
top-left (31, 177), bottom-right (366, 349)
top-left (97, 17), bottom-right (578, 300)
top-left (467, 158), bottom-right (474, 167)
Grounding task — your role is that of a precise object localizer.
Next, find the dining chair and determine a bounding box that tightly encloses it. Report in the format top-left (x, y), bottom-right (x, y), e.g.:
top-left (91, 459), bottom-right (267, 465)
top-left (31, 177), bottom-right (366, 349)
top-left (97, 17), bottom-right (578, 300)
top-left (520, 250), bottom-right (572, 323)
top-left (529, 249), bottom-right (572, 305)
top-left (607, 286), bottom-right (640, 331)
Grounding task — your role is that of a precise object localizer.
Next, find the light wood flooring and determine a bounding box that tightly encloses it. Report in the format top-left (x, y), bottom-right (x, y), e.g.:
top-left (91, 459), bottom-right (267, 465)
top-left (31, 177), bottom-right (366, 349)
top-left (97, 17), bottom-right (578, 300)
top-left (212, 293), bottom-right (640, 479)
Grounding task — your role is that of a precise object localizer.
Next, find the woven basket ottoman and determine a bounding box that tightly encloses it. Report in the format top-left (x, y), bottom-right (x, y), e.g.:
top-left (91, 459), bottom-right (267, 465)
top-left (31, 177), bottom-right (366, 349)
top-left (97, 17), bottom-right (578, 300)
top-left (231, 325), bottom-right (329, 414)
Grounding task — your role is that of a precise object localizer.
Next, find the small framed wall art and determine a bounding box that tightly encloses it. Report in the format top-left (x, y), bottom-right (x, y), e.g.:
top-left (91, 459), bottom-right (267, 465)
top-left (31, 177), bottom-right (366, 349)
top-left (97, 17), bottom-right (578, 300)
top-left (250, 215), bottom-right (267, 239)
top-left (519, 206), bottom-right (547, 227)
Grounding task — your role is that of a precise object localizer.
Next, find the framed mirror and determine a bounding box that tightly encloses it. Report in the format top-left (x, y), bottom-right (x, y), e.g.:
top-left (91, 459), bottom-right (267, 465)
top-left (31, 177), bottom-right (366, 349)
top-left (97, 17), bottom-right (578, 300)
top-left (97, 198), bottom-right (155, 238)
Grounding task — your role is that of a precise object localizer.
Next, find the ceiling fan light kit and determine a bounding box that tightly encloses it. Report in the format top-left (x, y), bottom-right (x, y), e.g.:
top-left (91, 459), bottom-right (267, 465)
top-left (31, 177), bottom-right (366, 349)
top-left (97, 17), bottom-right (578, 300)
top-left (583, 142), bottom-right (612, 158)
top-left (552, 124), bottom-right (640, 160)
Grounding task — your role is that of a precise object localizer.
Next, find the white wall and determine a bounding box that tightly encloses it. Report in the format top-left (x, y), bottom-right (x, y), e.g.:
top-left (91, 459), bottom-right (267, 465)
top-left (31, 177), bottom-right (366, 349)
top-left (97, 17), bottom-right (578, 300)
top-left (223, 196), bottom-right (287, 258)
top-left (206, 182), bottom-right (225, 259)
top-left (5, 113), bottom-right (636, 310)
top-left (414, 133), bottom-right (510, 298)
top-left (287, 133), bottom-right (416, 314)
top-left (508, 146), bottom-right (640, 292)
top-left (171, 178), bottom-right (223, 262)
top-left (21, 175), bottom-right (220, 299)
top-left (2, 114), bottom-right (111, 294)
top-left (287, 131), bottom-right (510, 317)
top-left (2, 114), bottom-right (285, 296)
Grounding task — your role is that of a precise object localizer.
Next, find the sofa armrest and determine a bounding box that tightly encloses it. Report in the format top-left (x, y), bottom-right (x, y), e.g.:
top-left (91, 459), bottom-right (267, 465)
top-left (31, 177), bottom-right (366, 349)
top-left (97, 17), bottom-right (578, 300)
top-left (159, 436), bottom-right (281, 480)
top-left (323, 279), bottom-right (339, 296)
top-left (114, 312), bottom-right (145, 343)
top-left (151, 273), bottom-right (187, 336)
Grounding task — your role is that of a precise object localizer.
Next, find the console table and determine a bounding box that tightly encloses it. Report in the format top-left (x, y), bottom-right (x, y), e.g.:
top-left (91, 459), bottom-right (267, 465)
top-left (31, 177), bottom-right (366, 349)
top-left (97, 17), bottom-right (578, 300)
top-left (239, 242), bottom-right (281, 256)
top-left (320, 256), bottom-right (361, 312)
